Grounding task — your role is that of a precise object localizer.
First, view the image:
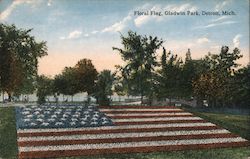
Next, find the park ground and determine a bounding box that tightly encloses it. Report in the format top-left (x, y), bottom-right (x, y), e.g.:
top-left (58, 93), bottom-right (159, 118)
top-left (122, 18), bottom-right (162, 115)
top-left (0, 106), bottom-right (249, 159)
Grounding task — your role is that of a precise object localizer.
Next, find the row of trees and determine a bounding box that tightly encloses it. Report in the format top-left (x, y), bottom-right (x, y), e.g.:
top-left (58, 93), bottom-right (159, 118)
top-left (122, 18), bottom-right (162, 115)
top-left (0, 23), bottom-right (115, 106)
top-left (113, 31), bottom-right (249, 108)
top-left (37, 60), bottom-right (114, 105)
top-left (1, 23), bottom-right (248, 108)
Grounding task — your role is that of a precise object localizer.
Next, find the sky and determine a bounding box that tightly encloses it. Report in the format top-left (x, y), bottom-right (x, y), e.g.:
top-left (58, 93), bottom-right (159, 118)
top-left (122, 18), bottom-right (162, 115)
top-left (0, 0), bottom-right (249, 76)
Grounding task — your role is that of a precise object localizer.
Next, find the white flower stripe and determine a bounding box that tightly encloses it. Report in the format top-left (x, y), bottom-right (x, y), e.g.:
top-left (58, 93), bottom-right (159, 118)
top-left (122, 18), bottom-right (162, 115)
top-left (19, 137), bottom-right (247, 152)
top-left (106, 112), bottom-right (192, 116)
top-left (17, 122), bottom-right (215, 133)
top-left (113, 117), bottom-right (202, 122)
top-left (100, 108), bottom-right (182, 111)
top-left (18, 129), bottom-right (230, 142)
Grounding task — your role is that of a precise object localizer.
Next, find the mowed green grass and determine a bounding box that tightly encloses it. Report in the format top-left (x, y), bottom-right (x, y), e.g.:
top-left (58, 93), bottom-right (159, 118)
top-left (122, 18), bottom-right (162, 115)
top-left (186, 110), bottom-right (250, 140)
top-left (0, 107), bottom-right (249, 159)
top-left (0, 107), bottom-right (18, 159)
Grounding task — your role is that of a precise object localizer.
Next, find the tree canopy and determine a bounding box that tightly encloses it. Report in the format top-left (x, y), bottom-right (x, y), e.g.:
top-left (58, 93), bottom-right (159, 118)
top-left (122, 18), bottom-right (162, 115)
top-left (94, 70), bottom-right (115, 106)
top-left (192, 46), bottom-right (243, 107)
top-left (158, 48), bottom-right (183, 102)
top-left (1, 26), bottom-right (246, 108)
top-left (0, 23), bottom-right (47, 101)
top-left (74, 59), bottom-right (98, 96)
top-left (37, 75), bottom-right (53, 104)
top-left (113, 31), bottom-right (163, 104)
top-left (51, 59), bottom-right (97, 103)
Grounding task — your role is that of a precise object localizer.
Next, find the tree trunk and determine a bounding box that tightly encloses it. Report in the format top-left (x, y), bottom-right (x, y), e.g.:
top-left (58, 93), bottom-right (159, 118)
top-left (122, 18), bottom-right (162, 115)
top-left (96, 97), bottom-right (99, 105)
top-left (148, 94), bottom-right (152, 106)
top-left (71, 95), bottom-right (73, 102)
top-left (8, 92), bottom-right (11, 102)
top-left (196, 97), bottom-right (203, 107)
top-left (211, 98), bottom-right (216, 108)
top-left (86, 94), bottom-right (91, 105)
top-left (140, 95), bottom-right (143, 105)
top-left (54, 94), bottom-right (58, 104)
top-left (2, 91), bottom-right (4, 103)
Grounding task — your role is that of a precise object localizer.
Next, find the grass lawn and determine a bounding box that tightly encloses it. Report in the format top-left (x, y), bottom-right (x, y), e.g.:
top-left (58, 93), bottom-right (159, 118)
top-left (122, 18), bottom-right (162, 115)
top-left (0, 107), bottom-right (249, 159)
top-left (184, 109), bottom-right (250, 140)
top-left (0, 107), bottom-right (18, 159)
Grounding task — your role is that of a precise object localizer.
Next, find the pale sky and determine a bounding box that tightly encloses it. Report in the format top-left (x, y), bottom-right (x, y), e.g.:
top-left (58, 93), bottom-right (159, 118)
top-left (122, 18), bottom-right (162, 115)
top-left (0, 0), bottom-right (249, 76)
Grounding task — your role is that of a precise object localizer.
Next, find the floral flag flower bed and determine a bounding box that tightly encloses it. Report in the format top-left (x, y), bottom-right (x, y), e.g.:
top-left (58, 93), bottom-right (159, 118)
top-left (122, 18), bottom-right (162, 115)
top-left (16, 105), bottom-right (249, 159)
top-left (15, 105), bottom-right (113, 129)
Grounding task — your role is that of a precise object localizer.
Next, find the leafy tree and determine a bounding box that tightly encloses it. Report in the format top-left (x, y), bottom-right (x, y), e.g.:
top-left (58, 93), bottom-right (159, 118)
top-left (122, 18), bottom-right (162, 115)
top-left (181, 49), bottom-right (207, 98)
top-left (94, 70), bottom-right (115, 106)
top-left (14, 78), bottom-right (36, 96)
top-left (113, 65), bottom-right (129, 102)
top-left (228, 65), bottom-right (250, 108)
top-left (74, 59), bottom-right (98, 102)
top-left (193, 71), bottom-right (223, 107)
top-left (37, 75), bottom-right (53, 104)
top-left (113, 31), bottom-right (163, 105)
top-left (52, 59), bottom-right (97, 103)
top-left (192, 46), bottom-right (242, 107)
top-left (53, 74), bottom-right (68, 101)
top-left (61, 67), bottom-right (78, 101)
top-left (114, 78), bottom-right (127, 102)
top-left (0, 23), bottom-right (47, 101)
top-left (158, 48), bottom-right (183, 104)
